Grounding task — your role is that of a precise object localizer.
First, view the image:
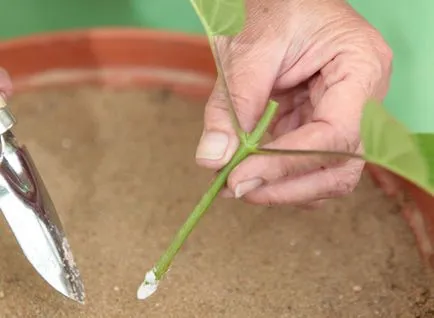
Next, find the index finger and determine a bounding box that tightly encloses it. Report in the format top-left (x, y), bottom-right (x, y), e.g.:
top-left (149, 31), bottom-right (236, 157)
top-left (226, 79), bottom-right (367, 191)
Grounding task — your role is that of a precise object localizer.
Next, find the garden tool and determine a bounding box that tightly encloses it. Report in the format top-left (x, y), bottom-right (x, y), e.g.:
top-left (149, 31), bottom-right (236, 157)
top-left (0, 101), bottom-right (85, 304)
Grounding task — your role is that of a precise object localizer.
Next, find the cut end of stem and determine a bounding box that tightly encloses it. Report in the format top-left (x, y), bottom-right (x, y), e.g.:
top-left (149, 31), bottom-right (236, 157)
top-left (137, 268), bottom-right (159, 300)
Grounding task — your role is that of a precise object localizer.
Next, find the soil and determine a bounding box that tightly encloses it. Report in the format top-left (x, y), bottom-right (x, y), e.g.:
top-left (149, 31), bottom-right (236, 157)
top-left (1, 85), bottom-right (434, 317)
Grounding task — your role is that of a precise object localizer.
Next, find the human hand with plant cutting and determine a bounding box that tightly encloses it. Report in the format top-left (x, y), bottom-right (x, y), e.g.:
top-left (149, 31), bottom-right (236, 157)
top-left (195, 0), bottom-right (393, 206)
top-left (138, 0), bottom-right (433, 299)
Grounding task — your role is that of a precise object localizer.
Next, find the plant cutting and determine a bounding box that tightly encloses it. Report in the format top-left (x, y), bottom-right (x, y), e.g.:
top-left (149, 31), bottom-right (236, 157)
top-left (136, 0), bottom-right (434, 300)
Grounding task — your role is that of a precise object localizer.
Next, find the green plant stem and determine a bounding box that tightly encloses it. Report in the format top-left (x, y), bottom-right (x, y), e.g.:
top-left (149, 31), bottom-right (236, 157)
top-left (254, 148), bottom-right (364, 159)
top-left (152, 100), bottom-right (279, 280)
top-left (153, 144), bottom-right (249, 279)
top-left (188, 0), bottom-right (244, 137)
top-left (212, 40), bottom-right (244, 137)
top-left (248, 100), bottom-right (278, 144)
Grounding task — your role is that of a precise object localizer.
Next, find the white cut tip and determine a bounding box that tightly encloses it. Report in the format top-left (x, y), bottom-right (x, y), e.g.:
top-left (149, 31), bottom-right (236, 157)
top-left (137, 269), bottom-right (159, 300)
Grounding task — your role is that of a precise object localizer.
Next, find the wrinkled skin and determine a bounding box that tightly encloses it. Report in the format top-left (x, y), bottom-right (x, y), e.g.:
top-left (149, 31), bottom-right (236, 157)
top-left (1, 0), bottom-right (392, 207)
top-left (195, 0), bottom-right (393, 207)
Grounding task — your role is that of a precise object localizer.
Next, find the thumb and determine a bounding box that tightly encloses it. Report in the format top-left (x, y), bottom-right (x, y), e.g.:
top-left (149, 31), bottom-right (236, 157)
top-left (195, 37), bottom-right (283, 170)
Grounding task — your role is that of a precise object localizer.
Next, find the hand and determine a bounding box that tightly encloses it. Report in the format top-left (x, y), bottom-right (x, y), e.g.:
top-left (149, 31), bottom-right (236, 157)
top-left (0, 68), bottom-right (12, 105)
top-left (195, 0), bottom-right (393, 206)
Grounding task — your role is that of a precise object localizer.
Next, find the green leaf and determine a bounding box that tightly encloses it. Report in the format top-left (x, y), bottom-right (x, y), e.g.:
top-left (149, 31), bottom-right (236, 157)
top-left (361, 100), bottom-right (434, 194)
top-left (412, 133), bottom-right (434, 187)
top-left (189, 0), bottom-right (246, 36)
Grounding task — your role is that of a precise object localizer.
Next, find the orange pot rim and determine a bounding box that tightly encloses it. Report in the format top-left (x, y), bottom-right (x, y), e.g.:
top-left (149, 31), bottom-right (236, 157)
top-left (0, 27), bottom-right (217, 97)
top-left (0, 27), bottom-right (209, 51)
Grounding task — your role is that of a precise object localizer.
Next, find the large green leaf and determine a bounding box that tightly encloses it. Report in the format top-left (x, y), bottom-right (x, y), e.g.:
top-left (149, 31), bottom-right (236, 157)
top-left (412, 133), bottom-right (434, 187)
top-left (189, 0), bottom-right (246, 36)
top-left (361, 100), bottom-right (434, 194)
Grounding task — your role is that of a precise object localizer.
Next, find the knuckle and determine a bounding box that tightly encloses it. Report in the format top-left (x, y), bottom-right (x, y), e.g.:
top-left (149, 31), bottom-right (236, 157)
top-left (263, 192), bottom-right (280, 207)
top-left (335, 25), bottom-right (392, 98)
top-left (207, 87), bottom-right (227, 113)
top-left (324, 121), bottom-right (359, 156)
top-left (339, 132), bottom-right (360, 156)
top-left (243, 191), bottom-right (276, 207)
top-left (280, 156), bottom-right (298, 179)
top-left (363, 32), bottom-right (393, 96)
top-left (379, 40), bottom-right (393, 68)
top-left (327, 168), bottom-right (360, 197)
top-left (229, 91), bottom-right (254, 116)
top-left (371, 37), bottom-right (393, 80)
top-left (250, 186), bottom-right (280, 207)
top-left (264, 198), bottom-right (277, 208)
top-left (368, 28), bottom-right (393, 65)
top-left (330, 125), bottom-right (356, 155)
top-left (332, 178), bottom-right (355, 197)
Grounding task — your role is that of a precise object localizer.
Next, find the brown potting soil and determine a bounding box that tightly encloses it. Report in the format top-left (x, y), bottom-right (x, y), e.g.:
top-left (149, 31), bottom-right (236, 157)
top-left (1, 85), bottom-right (434, 318)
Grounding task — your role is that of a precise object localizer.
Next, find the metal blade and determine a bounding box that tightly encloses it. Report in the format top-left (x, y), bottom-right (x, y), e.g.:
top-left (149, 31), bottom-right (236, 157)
top-left (0, 130), bottom-right (85, 304)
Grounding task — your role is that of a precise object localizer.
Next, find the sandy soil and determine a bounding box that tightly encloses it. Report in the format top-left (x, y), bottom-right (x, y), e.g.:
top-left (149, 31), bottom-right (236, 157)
top-left (1, 85), bottom-right (434, 317)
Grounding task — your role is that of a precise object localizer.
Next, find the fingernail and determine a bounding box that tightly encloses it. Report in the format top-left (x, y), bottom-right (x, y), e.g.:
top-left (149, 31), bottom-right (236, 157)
top-left (235, 178), bottom-right (264, 198)
top-left (196, 131), bottom-right (229, 160)
top-left (0, 92), bottom-right (6, 108)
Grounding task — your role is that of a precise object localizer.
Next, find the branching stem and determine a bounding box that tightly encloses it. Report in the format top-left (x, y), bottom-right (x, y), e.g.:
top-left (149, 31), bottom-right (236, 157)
top-left (143, 96), bottom-right (365, 288)
top-left (152, 100), bottom-right (278, 280)
top-left (140, 0), bottom-right (368, 298)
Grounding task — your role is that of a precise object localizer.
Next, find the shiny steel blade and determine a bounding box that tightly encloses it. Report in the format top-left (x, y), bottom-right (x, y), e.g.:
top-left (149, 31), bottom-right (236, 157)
top-left (0, 129), bottom-right (85, 304)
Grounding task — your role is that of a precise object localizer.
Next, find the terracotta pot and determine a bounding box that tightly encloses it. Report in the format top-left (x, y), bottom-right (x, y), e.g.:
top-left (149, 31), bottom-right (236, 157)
top-left (0, 28), bottom-right (216, 99)
top-left (0, 27), bottom-right (433, 267)
top-left (366, 164), bottom-right (434, 266)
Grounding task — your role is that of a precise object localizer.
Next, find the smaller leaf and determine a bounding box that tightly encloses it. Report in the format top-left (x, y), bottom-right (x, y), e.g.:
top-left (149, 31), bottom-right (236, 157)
top-left (361, 100), bottom-right (434, 194)
top-left (190, 0), bottom-right (246, 36)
